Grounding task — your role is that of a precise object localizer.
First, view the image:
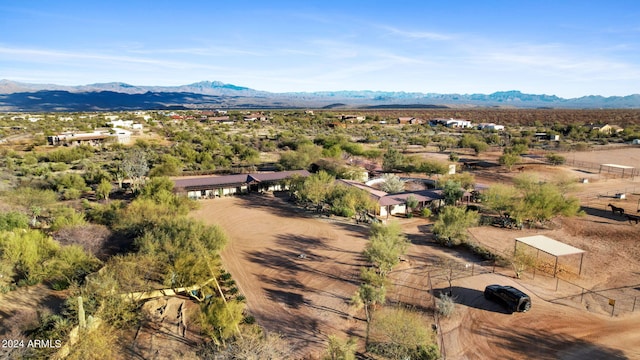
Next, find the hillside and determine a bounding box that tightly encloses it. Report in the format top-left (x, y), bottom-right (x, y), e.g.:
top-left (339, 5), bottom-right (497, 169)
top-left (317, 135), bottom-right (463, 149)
top-left (1, 80), bottom-right (640, 111)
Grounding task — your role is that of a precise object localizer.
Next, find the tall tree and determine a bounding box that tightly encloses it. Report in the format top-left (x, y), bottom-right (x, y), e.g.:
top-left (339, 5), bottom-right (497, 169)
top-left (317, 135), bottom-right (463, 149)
top-left (121, 148), bottom-right (149, 192)
top-left (299, 171), bottom-right (335, 211)
top-left (382, 148), bottom-right (404, 172)
top-left (351, 268), bottom-right (387, 348)
top-left (364, 222), bottom-right (409, 276)
top-left (442, 180), bottom-right (465, 206)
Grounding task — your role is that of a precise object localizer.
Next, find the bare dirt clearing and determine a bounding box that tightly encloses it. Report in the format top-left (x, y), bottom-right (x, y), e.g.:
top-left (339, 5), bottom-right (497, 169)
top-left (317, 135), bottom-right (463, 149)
top-left (191, 194), bottom-right (371, 357)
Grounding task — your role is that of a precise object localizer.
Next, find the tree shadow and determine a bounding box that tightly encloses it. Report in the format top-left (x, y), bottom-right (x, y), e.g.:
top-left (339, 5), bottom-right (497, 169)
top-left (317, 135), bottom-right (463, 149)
top-left (244, 248), bottom-right (306, 273)
top-left (432, 286), bottom-right (512, 314)
top-left (257, 275), bottom-right (306, 290)
top-left (473, 324), bottom-right (629, 359)
top-left (233, 192), bottom-right (314, 220)
top-left (264, 288), bottom-right (306, 309)
top-left (580, 206), bottom-right (628, 222)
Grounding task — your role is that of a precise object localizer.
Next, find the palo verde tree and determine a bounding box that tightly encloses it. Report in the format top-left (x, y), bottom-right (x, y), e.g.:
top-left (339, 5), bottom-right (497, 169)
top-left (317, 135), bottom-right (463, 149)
top-left (432, 205), bottom-right (479, 246)
top-left (442, 180), bottom-right (465, 206)
top-left (364, 221), bottom-right (410, 276)
top-left (512, 174), bottom-right (582, 224)
top-left (351, 268), bottom-right (387, 349)
top-left (327, 184), bottom-right (377, 219)
top-left (299, 170), bottom-right (335, 211)
top-left (499, 152), bottom-right (521, 171)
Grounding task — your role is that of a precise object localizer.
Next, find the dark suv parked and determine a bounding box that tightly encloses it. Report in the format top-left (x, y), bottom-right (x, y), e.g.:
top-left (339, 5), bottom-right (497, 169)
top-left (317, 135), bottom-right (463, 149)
top-left (484, 284), bottom-right (531, 313)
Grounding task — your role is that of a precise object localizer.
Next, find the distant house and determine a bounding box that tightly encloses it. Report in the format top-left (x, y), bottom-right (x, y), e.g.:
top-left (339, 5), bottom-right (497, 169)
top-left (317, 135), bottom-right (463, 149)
top-left (208, 116), bottom-right (233, 124)
top-left (397, 117), bottom-right (424, 125)
top-left (244, 113), bottom-right (267, 122)
top-left (477, 123), bottom-right (505, 131)
top-left (584, 123), bottom-right (623, 134)
top-left (112, 128), bottom-right (132, 144)
top-left (108, 119), bottom-right (143, 130)
top-left (47, 128), bottom-right (131, 146)
top-left (47, 131), bottom-right (110, 146)
top-left (339, 114), bottom-right (366, 122)
top-left (534, 133), bottom-right (560, 141)
top-left (172, 170), bottom-right (311, 199)
top-left (430, 118), bottom-right (473, 128)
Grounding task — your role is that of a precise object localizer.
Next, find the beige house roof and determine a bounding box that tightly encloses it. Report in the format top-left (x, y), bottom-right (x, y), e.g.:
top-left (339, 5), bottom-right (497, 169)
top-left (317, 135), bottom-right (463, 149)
top-left (515, 235), bottom-right (585, 257)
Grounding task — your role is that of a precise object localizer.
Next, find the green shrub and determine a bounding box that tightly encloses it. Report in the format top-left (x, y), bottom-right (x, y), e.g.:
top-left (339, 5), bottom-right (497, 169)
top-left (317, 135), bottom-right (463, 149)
top-left (0, 211), bottom-right (30, 231)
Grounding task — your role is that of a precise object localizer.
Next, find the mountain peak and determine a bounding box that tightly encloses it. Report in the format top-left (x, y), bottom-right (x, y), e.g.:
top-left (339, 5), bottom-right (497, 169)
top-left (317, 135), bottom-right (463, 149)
top-left (186, 80), bottom-right (249, 91)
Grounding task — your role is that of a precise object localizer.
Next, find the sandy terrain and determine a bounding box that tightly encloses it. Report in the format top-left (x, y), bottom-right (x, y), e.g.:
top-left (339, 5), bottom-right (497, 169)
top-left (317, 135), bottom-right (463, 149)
top-left (191, 194), bottom-right (371, 357)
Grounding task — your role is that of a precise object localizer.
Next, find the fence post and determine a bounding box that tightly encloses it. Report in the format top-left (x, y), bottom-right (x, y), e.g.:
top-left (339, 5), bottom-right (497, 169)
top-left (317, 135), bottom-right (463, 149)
top-left (555, 277), bottom-right (560, 291)
top-left (471, 263), bottom-right (475, 276)
top-left (633, 297), bottom-right (637, 312)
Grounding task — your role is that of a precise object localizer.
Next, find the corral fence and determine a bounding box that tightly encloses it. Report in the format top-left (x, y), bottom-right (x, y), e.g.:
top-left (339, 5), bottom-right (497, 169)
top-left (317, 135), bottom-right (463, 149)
top-left (516, 266), bottom-right (640, 317)
top-left (473, 236), bottom-right (640, 317)
top-left (573, 185), bottom-right (640, 208)
top-left (561, 158), bottom-right (637, 180)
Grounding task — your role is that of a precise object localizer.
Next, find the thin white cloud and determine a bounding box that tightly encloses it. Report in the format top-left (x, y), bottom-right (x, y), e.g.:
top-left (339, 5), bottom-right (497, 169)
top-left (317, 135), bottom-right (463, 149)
top-left (128, 46), bottom-right (263, 57)
top-left (381, 25), bottom-right (453, 41)
top-left (0, 45), bottom-right (234, 72)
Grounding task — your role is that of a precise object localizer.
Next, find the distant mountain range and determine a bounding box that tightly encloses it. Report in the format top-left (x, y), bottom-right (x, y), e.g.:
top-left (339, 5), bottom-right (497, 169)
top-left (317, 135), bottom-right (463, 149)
top-left (1, 79), bottom-right (639, 111)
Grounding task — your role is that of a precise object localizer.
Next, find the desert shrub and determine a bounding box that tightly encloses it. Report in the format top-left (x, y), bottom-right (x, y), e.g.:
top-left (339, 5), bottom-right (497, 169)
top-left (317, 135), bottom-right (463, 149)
top-left (64, 323), bottom-right (118, 360)
top-left (421, 208), bottom-right (432, 218)
top-left (50, 207), bottom-right (87, 231)
top-left (52, 224), bottom-right (111, 259)
top-left (369, 307), bottom-right (439, 360)
top-left (0, 211), bottom-right (29, 231)
top-left (324, 335), bottom-right (357, 360)
top-left (546, 153), bottom-right (566, 165)
top-left (436, 293), bottom-right (456, 318)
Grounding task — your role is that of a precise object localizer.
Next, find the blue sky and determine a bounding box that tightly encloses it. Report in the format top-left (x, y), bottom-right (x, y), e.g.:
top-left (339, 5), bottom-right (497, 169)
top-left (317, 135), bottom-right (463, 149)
top-left (1, 1), bottom-right (639, 97)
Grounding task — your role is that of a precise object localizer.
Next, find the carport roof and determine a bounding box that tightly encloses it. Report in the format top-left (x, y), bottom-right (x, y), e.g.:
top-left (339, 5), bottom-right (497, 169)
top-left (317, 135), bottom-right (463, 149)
top-left (601, 163), bottom-right (634, 169)
top-left (515, 235), bottom-right (585, 257)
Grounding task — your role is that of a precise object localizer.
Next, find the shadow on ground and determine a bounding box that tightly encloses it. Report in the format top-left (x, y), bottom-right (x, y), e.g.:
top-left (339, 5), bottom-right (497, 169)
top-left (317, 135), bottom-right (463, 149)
top-left (432, 286), bottom-right (512, 314)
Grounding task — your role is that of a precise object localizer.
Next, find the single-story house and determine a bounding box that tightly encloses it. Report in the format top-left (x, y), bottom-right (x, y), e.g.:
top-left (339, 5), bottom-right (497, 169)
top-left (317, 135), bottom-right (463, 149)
top-left (47, 131), bottom-right (110, 146)
top-left (337, 179), bottom-right (445, 217)
top-left (397, 117), bottom-right (424, 125)
top-left (477, 123), bottom-right (505, 131)
top-left (430, 118), bottom-right (473, 128)
top-left (173, 170), bottom-right (311, 199)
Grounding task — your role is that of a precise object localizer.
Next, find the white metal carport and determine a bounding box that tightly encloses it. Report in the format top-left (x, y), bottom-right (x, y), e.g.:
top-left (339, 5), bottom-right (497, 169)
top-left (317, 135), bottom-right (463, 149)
top-left (599, 163), bottom-right (635, 179)
top-left (515, 235), bottom-right (586, 277)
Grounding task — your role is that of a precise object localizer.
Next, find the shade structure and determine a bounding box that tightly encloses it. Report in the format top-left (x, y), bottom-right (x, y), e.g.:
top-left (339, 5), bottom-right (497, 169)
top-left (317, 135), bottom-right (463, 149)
top-left (515, 235), bottom-right (586, 277)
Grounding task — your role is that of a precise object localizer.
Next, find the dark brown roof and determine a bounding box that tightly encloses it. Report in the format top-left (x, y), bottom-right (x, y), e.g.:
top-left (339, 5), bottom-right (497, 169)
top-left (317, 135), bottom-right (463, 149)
top-left (173, 170), bottom-right (310, 190)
